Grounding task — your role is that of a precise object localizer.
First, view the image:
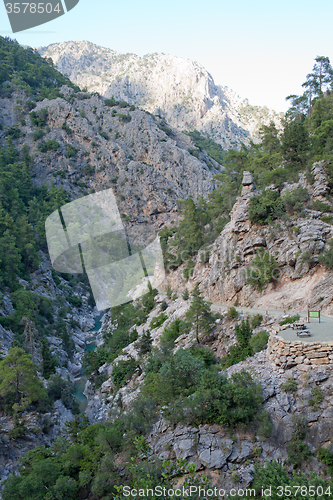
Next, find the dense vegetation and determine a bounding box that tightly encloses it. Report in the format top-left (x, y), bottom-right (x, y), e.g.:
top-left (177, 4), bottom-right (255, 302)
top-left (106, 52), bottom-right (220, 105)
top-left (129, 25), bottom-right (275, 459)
top-left (0, 139), bottom-right (80, 362)
top-left (0, 37), bottom-right (79, 99)
top-left (2, 344), bottom-right (269, 500)
top-left (186, 129), bottom-right (228, 165)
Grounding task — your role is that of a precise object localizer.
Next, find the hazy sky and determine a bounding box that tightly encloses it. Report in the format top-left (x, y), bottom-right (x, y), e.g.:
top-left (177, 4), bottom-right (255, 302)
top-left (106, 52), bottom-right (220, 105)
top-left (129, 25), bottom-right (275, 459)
top-left (1, 0), bottom-right (332, 112)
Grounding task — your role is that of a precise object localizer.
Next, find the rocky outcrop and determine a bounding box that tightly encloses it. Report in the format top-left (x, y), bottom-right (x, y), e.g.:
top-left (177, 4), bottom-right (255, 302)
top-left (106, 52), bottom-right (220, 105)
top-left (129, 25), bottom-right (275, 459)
top-left (312, 161), bottom-right (330, 198)
top-left (38, 41), bottom-right (283, 149)
top-left (0, 401), bottom-right (74, 489)
top-left (143, 349), bottom-right (333, 487)
top-left (0, 89), bottom-right (220, 239)
top-left (163, 169), bottom-right (333, 314)
top-left (241, 171), bottom-right (256, 195)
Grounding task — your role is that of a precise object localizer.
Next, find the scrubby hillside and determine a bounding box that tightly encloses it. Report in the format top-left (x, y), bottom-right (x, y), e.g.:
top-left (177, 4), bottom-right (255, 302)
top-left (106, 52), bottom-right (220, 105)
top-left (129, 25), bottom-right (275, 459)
top-left (2, 38), bottom-right (333, 500)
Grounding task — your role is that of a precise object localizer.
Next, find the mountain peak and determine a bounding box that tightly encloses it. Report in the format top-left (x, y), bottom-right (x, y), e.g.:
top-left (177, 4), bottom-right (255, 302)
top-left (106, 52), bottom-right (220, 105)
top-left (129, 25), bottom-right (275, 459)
top-left (38, 41), bottom-right (283, 149)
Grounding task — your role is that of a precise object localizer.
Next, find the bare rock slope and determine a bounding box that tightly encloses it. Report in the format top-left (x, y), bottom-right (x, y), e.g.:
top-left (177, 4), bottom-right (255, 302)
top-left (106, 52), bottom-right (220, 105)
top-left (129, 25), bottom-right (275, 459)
top-left (38, 41), bottom-right (283, 149)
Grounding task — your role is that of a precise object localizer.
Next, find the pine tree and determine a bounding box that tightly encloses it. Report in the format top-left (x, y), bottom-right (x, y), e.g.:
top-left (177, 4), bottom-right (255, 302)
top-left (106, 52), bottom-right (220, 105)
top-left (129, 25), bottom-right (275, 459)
top-left (185, 283), bottom-right (213, 343)
top-left (0, 347), bottom-right (46, 412)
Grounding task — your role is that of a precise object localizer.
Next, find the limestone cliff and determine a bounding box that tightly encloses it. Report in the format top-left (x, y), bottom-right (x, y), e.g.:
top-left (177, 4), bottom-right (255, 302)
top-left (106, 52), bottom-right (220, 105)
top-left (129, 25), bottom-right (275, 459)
top-left (38, 41), bottom-right (283, 149)
top-left (1, 86), bottom-right (219, 235)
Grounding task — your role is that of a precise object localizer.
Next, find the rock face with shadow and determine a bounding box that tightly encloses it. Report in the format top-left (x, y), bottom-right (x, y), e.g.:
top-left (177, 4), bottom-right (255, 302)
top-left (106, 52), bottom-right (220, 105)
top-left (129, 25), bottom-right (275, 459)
top-left (0, 85), bottom-right (221, 241)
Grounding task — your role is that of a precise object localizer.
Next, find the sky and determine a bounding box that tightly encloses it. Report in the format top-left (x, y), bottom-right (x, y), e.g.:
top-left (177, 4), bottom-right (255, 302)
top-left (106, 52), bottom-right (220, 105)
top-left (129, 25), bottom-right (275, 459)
top-left (1, 0), bottom-right (333, 112)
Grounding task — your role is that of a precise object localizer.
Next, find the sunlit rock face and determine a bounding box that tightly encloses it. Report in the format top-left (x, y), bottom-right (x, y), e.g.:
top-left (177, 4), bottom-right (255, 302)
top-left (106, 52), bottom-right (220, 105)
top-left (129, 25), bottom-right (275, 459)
top-left (39, 41), bottom-right (283, 150)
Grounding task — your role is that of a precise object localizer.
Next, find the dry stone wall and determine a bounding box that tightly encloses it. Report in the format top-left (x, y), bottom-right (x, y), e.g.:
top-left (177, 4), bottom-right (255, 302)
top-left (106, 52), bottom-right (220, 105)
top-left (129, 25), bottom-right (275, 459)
top-left (267, 333), bottom-right (333, 370)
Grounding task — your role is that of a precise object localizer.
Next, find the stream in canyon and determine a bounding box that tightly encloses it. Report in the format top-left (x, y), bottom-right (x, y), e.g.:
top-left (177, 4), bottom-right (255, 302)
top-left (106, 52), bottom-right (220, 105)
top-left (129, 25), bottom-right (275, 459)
top-left (74, 314), bottom-right (103, 411)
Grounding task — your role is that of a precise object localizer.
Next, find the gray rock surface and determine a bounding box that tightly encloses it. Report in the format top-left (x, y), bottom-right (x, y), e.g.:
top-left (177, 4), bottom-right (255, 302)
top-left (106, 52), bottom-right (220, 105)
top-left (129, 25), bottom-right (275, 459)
top-left (38, 41), bottom-right (283, 149)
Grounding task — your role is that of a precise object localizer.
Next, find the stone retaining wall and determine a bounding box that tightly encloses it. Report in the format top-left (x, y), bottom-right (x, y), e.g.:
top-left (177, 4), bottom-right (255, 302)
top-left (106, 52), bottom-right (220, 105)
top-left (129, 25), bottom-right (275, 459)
top-left (267, 334), bottom-right (333, 370)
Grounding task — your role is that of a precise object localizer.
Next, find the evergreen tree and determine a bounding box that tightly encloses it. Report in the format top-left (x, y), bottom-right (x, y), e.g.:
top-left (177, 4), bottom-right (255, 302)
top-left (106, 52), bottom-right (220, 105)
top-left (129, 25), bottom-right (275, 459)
top-left (137, 331), bottom-right (153, 355)
top-left (41, 338), bottom-right (57, 379)
top-left (0, 347), bottom-right (46, 412)
top-left (281, 116), bottom-right (310, 167)
top-left (185, 283), bottom-right (213, 343)
top-left (178, 197), bottom-right (203, 257)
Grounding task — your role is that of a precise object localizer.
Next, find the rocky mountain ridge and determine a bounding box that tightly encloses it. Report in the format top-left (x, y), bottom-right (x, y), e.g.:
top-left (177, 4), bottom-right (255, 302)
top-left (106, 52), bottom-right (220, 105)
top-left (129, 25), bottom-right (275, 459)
top-left (38, 41), bottom-right (283, 149)
top-left (1, 85), bottom-right (219, 234)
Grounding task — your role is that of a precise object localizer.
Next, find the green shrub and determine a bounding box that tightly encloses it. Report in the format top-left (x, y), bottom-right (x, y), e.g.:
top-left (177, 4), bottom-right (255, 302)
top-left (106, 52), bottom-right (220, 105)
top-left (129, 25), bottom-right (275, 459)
top-left (186, 129), bottom-right (227, 165)
top-left (161, 318), bottom-right (188, 344)
top-left (251, 313), bottom-right (263, 328)
top-left (247, 249), bottom-right (279, 292)
top-left (67, 296), bottom-right (82, 308)
top-left (5, 125), bottom-right (22, 139)
top-left (47, 374), bottom-right (78, 412)
top-left (25, 100), bottom-right (36, 111)
top-left (118, 114), bottom-right (131, 123)
top-left (227, 306), bottom-right (239, 319)
top-left (112, 357), bottom-right (137, 388)
top-left (182, 288), bottom-right (189, 300)
top-left (33, 129), bottom-right (44, 141)
top-left (76, 93), bottom-right (90, 100)
top-left (149, 313), bottom-right (167, 330)
top-left (319, 239), bottom-right (333, 270)
top-left (190, 346), bottom-right (216, 367)
top-left (250, 330), bottom-right (269, 353)
top-left (317, 447), bottom-right (333, 472)
top-left (221, 319), bottom-right (253, 368)
top-left (8, 415), bottom-right (27, 439)
top-left (158, 123), bottom-right (173, 137)
top-left (38, 140), bottom-right (60, 153)
top-left (249, 189), bottom-right (285, 224)
top-left (129, 328), bottom-right (139, 343)
top-left (287, 415), bottom-right (312, 467)
top-left (308, 386), bottom-right (324, 408)
top-left (320, 214), bottom-right (333, 224)
top-left (118, 100), bottom-right (129, 108)
top-left (281, 377), bottom-right (298, 393)
top-left (105, 96), bottom-right (117, 107)
top-left (188, 148), bottom-right (199, 158)
top-left (62, 122), bottom-right (72, 135)
top-left (279, 314), bottom-right (300, 325)
top-left (99, 131), bottom-right (110, 140)
top-left (312, 199), bottom-right (332, 212)
top-left (183, 260), bottom-right (195, 279)
top-left (84, 164), bottom-right (95, 176)
top-left (160, 300), bottom-right (168, 311)
top-left (136, 331), bottom-right (153, 355)
top-left (29, 108), bottom-right (48, 127)
top-left (65, 144), bottom-right (79, 158)
top-left (283, 186), bottom-right (309, 215)
top-left (178, 369), bottom-right (264, 429)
